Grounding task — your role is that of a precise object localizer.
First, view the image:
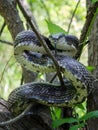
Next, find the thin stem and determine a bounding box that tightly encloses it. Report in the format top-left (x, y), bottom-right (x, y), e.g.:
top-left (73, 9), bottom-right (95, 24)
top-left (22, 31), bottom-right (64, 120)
top-left (0, 55), bottom-right (13, 84)
top-left (0, 21), bottom-right (6, 36)
top-left (49, 73), bottom-right (57, 83)
top-left (0, 39), bottom-right (13, 46)
top-left (67, 0), bottom-right (80, 33)
top-left (75, 2), bottom-right (98, 59)
top-left (16, 0), bottom-right (64, 85)
top-left (21, 0), bottom-right (39, 30)
top-left (20, 74), bottom-right (24, 85)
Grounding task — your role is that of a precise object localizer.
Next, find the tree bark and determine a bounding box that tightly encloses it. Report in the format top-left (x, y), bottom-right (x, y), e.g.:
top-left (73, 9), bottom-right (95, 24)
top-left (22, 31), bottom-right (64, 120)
top-left (0, 0), bottom-right (24, 39)
top-left (87, 0), bottom-right (98, 129)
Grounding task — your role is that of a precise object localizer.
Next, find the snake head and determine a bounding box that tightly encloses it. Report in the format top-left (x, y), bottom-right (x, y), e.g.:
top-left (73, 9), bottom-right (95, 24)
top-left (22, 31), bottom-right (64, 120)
top-left (49, 33), bottom-right (79, 57)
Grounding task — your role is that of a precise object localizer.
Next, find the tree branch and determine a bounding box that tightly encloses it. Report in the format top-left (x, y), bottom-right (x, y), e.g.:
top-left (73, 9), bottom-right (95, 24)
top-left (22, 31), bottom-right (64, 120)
top-left (0, 104), bottom-right (33, 126)
top-left (0, 0), bottom-right (24, 40)
top-left (0, 55), bottom-right (13, 84)
top-left (75, 2), bottom-right (98, 59)
top-left (67, 0), bottom-right (81, 33)
top-left (16, 0), bottom-right (64, 85)
top-left (0, 21), bottom-right (6, 36)
top-left (20, 0), bottom-right (39, 30)
top-left (0, 39), bottom-right (13, 46)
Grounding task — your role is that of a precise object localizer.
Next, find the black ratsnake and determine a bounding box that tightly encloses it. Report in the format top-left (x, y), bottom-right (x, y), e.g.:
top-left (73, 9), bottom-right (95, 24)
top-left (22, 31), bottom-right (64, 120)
top-left (7, 30), bottom-right (96, 114)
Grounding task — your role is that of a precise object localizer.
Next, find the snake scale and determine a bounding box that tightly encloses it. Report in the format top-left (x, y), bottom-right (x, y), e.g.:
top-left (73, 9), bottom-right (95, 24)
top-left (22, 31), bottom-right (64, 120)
top-left (7, 30), bottom-right (96, 114)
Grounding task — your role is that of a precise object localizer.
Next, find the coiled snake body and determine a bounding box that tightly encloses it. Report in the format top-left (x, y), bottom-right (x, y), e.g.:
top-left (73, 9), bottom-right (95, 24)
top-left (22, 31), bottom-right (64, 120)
top-left (8, 30), bottom-right (95, 114)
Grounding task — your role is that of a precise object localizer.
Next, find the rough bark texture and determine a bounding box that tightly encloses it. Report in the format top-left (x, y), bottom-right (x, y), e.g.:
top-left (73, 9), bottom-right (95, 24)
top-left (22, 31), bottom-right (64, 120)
top-left (0, 99), bottom-right (52, 130)
top-left (87, 0), bottom-right (98, 129)
top-left (0, 0), bottom-right (24, 39)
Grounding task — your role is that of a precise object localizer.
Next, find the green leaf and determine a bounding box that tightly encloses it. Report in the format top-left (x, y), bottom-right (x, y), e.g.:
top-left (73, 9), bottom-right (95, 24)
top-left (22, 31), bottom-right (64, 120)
top-left (86, 66), bottom-right (95, 71)
top-left (79, 110), bottom-right (98, 121)
top-left (50, 107), bottom-right (61, 120)
top-left (46, 20), bottom-right (67, 34)
top-left (70, 123), bottom-right (85, 130)
top-left (92, 0), bottom-right (98, 3)
top-left (69, 125), bottom-right (79, 130)
top-left (52, 118), bottom-right (77, 128)
top-left (76, 103), bottom-right (85, 110)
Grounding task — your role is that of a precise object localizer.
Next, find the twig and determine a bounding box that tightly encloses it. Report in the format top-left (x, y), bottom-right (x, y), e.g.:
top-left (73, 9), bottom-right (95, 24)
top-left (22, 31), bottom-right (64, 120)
top-left (20, 73), bottom-right (24, 85)
top-left (0, 55), bottom-right (13, 84)
top-left (0, 103), bottom-right (33, 126)
top-left (0, 39), bottom-right (13, 46)
top-left (16, 0), bottom-right (64, 85)
top-left (75, 2), bottom-right (98, 59)
top-left (0, 21), bottom-right (6, 36)
top-left (20, 0), bottom-right (39, 30)
top-left (50, 0), bottom-right (80, 83)
top-left (67, 0), bottom-right (80, 33)
top-left (49, 73), bottom-right (57, 83)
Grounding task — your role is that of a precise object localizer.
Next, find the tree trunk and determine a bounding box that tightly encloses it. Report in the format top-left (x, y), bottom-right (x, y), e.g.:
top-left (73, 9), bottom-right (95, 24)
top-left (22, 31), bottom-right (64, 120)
top-left (87, 0), bottom-right (98, 129)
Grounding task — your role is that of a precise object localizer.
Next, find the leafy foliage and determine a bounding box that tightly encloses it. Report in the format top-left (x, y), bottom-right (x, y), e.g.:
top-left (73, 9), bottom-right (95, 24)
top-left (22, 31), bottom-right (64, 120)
top-left (80, 110), bottom-right (98, 121)
top-left (92, 0), bottom-right (98, 3)
top-left (52, 118), bottom-right (77, 128)
top-left (52, 110), bottom-right (98, 129)
top-left (28, 0), bottom-right (86, 35)
top-left (46, 20), bottom-right (67, 34)
top-left (86, 66), bottom-right (95, 71)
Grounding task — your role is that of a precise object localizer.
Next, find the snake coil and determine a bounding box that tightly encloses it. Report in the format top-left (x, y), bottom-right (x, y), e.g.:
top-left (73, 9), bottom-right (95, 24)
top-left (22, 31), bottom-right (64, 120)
top-left (7, 30), bottom-right (96, 114)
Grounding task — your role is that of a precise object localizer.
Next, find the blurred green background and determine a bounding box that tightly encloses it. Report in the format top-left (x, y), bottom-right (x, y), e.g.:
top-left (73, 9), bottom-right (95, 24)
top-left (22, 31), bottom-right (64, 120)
top-left (0, 0), bottom-right (87, 100)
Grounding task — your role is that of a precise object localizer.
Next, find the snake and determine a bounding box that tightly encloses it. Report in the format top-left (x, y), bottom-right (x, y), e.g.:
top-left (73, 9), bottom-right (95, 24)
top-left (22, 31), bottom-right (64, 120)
top-left (7, 30), bottom-right (96, 114)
